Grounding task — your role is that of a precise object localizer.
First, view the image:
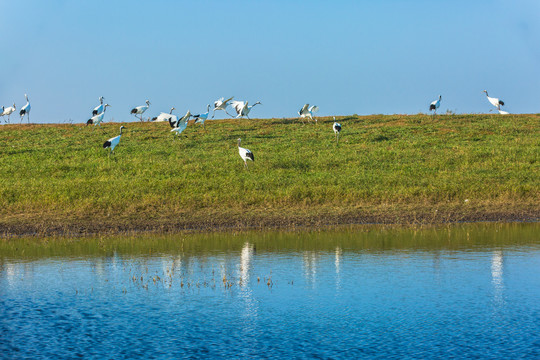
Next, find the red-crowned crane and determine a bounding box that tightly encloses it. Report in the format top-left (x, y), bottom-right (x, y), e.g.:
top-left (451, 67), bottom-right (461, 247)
top-left (1, 103), bottom-right (16, 123)
top-left (19, 94), bottom-right (31, 123)
top-left (298, 104), bottom-right (318, 123)
top-left (483, 90), bottom-right (504, 110)
top-left (333, 117), bottom-right (341, 143)
top-left (231, 100), bottom-right (261, 119)
top-left (429, 95), bottom-right (441, 115)
top-left (92, 96), bottom-right (105, 115)
top-left (87, 104), bottom-right (111, 128)
top-left (211, 96), bottom-right (234, 118)
top-left (131, 100), bottom-right (151, 121)
top-left (237, 138), bottom-right (254, 169)
top-left (152, 107), bottom-right (176, 122)
top-left (103, 126), bottom-right (125, 157)
top-left (170, 110), bottom-right (191, 139)
top-left (193, 104), bottom-right (210, 129)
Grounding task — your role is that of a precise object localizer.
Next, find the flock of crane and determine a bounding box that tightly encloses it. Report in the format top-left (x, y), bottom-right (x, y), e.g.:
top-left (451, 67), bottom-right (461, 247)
top-left (1, 91), bottom-right (509, 167)
top-left (90, 96), bottom-right (338, 167)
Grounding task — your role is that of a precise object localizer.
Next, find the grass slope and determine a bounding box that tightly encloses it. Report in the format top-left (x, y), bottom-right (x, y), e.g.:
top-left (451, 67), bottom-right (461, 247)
top-left (0, 114), bottom-right (538, 235)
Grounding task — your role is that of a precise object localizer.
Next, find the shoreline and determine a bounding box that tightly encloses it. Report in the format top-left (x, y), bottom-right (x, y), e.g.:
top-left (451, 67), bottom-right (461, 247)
top-left (1, 115), bottom-right (538, 240)
top-left (1, 208), bottom-right (538, 239)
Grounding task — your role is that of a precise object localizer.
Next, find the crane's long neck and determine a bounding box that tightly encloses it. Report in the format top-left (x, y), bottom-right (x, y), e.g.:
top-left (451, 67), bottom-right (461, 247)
top-left (237, 139), bottom-right (241, 147)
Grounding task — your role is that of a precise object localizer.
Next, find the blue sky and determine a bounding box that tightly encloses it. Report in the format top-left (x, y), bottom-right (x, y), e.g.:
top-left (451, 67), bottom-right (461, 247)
top-left (1, 0), bottom-right (539, 123)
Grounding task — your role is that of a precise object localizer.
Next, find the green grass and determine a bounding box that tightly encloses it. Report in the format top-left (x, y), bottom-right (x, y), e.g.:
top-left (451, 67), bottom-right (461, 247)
top-left (0, 114), bottom-right (538, 235)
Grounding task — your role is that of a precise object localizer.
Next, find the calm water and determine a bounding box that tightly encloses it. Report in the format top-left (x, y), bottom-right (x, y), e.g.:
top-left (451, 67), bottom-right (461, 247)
top-left (1, 223), bottom-right (539, 359)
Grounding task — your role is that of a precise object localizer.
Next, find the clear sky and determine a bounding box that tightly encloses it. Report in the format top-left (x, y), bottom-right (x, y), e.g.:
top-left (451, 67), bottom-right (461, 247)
top-left (1, 0), bottom-right (539, 123)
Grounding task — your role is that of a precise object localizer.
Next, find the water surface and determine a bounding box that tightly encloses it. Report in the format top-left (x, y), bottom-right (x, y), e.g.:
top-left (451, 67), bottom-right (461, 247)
top-left (1, 223), bottom-right (539, 358)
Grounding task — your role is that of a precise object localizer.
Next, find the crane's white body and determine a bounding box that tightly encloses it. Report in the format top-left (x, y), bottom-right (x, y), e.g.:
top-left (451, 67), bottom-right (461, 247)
top-left (131, 100), bottom-right (151, 120)
top-left (170, 110), bottom-right (191, 138)
top-left (20, 94), bottom-right (31, 123)
top-left (237, 138), bottom-right (254, 168)
top-left (153, 107), bottom-right (177, 123)
top-left (231, 100), bottom-right (261, 119)
top-left (193, 104), bottom-right (210, 127)
top-left (333, 117), bottom-right (341, 143)
top-left (1, 103), bottom-right (16, 123)
top-left (429, 95), bottom-right (441, 114)
top-left (212, 96), bottom-right (234, 118)
top-left (87, 104), bottom-right (110, 127)
top-left (103, 126), bottom-right (125, 155)
top-left (298, 104), bottom-right (318, 123)
top-left (498, 109), bottom-right (509, 115)
top-left (483, 90), bottom-right (504, 110)
top-left (92, 96), bottom-right (105, 115)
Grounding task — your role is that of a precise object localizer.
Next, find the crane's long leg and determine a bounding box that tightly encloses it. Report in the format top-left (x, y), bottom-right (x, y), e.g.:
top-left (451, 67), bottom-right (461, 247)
top-left (225, 110), bottom-right (234, 118)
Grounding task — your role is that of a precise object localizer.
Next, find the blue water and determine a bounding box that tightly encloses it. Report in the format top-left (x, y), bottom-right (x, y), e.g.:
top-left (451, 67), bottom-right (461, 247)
top-left (1, 225), bottom-right (540, 359)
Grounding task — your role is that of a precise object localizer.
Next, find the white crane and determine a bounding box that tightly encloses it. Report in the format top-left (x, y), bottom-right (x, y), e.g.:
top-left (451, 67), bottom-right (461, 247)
top-left (19, 94), bottom-right (31, 123)
top-left (211, 96), bottom-right (234, 118)
top-left (87, 104), bottom-right (111, 127)
top-left (169, 110), bottom-right (191, 139)
top-left (152, 107), bottom-right (177, 122)
top-left (131, 100), bottom-right (151, 121)
top-left (231, 100), bottom-right (261, 119)
top-left (333, 117), bottom-right (341, 143)
top-left (92, 96), bottom-right (105, 115)
top-left (193, 104), bottom-right (211, 128)
top-left (498, 109), bottom-right (509, 115)
top-left (298, 104), bottom-right (319, 123)
top-left (237, 138), bottom-right (254, 169)
top-left (483, 90), bottom-right (505, 110)
top-left (103, 126), bottom-right (125, 156)
top-left (429, 95), bottom-right (441, 115)
top-left (1, 103), bottom-right (16, 123)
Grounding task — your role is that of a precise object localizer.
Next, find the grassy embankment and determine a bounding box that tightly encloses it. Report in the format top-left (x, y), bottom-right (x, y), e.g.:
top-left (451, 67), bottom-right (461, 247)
top-left (0, 114), bottom-right (538, 236)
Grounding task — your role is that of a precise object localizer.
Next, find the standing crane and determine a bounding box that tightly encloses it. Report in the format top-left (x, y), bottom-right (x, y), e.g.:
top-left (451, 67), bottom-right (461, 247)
top-left (131, 100), bottom-right (151, 121)
top-left (103, 126), bottom-right (125, 157)
top-left (211, 96), bottom-right (234, 118)
top-left (92, 96), bottom-right (105, 115)
top-left (231, 100), bottom-right (262, 119)
top-left (483, 90), bottom-right (505, 110)
top-left (333, 117), bottom-right (342, 143)
top-left (87, 104), bottom-right (111, 128)
top-left (237, 138), bottom-right (254, 169)
top-left (1, 103), bottom-right (16, 123)
top-left (429, 95), bottom-right (441, 115)
top-left (19, 94), bottom-right (31, 123)
top-left (193, 104), bottom-right (210, 129)
top-left (298, 104), bottom-right (318, 123)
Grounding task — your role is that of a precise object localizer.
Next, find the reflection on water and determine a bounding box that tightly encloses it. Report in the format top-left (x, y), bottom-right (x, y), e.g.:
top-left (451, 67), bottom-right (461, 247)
top-left (491, 250), bottom-right (504, 305)
top-left (1, 223), bottom-right (540, 358)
